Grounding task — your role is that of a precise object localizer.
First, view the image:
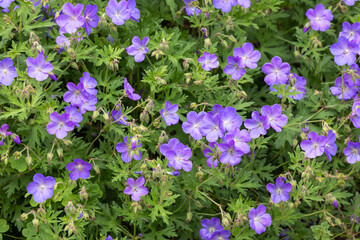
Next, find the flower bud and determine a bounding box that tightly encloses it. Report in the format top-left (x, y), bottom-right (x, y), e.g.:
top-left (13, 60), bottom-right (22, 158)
top-left (185, 73), bottom-right (192, 84)
top-left (160, 38), bottom-right (169, 52)
top-left (26, 156), bottom-right (32, 169)
top-left (14, 151), bottom-right (22, 160)
top-left (21, 213), bottom-right (28, 221)
top-left (80, 186), bottom-right (88, 201)
top-left (93, 164), bottom-right (100, 175)
top-left (145, 99), bottom-right (154, 112)
top-left (92, 110), bottom-right (99, 119)
top-left (57, 148), bottom-right (63, 159)
top-left (47, 152), bottom-right (53, 162)
top-left (32, 218), bottom-right (39, 229)
top-left (222, 213), bottom-right (231, 228)
top-left (190, 103), bottom-right (197, 109)
top-left (183, 59), bottom-right (190, 70)
top-left (140, 111), bottom-right (150, 123)
top-left (103, 112), bottom-right (110, 121)
top-left (67, 48), bottom-right (75, 59)
top-left (186, 212), bottom-right (192, 222)
top-left (70, 61), bottom-right (79, 70)
top-left (204, 38), bottom-right (211, 48)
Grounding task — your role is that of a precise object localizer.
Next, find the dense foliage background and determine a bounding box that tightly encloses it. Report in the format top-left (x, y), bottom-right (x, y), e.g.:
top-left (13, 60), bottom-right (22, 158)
top-left (1, 0), bottom-right (360, 239)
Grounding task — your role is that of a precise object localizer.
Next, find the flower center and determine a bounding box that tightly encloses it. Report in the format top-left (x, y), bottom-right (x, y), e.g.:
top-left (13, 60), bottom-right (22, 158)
top-left (133, 187), bottom-right (138, 192)
top-left (36, 67), bottom-right (42, 73)
top-left (3, 69), bottom-right (7, 74)
top-left (352, 148), bottom-right (358, 155)
top-left (343, 49), bottom-right (349, 54)
top-left (208, 227), bottom-right (215, 233)
top-left (40, 184), bottom-right (46, 190)
top-left (276, 187), bottom-right (282, 195)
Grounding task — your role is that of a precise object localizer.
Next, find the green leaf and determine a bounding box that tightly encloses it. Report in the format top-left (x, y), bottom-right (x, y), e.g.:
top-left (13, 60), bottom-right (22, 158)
top-left (0, 219), bottom-right (9, 233)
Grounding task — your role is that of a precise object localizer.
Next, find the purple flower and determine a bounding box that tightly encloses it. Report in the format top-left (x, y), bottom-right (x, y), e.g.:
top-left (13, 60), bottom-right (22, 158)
top-left (248, 205), bottom-right (272, 234)
top-left (324, 130), bottom-right (337, 162)
top-left (160, 101), bottom-right (179, 126)
top-left (79, 94), bottom-right (97, 114)
top-left (26, 173), bottom-right (56, 203)
top-left (11, 134), bottom-right (21, 144)
top-left (223, 128), bottom-right (251, 154)
top-left (260, 104), bottom-right (288, 132)
top-left (26, 53), bottom-right (53, 81)
top-left (200, 114), bottom-right (224, 142)
top-left (128, 0), bottom-right (140, 21)
top-left (224, 56), bottom-right (246, 80)
top-left (343, 0), bottom-right (358, 6)
top-left (244, 111), bottom-right (269, 139)
top-left (0, 124), bottom-right (12, 145)
top-left (184, 0), bottom-right (201, 16)
top-left (160, 138), bottom-right (193, 172)
top-left (56, 35), bottom-right (70, 49)
top-left (112, 107), bottom-right (128, 125)
top-left (262, 56), bottom-right (291, 86)
top-left (344, 141), bottom-right (360, 164)
top-left (209, 104), bottom-right (223, 117)
top-left (330, 37), bottom-right (359, 66)
top-left (106, 0), bottom-right (130, 25)
top-left (237, 0), bottom-right (251, 8)
top-left (339, 22), bottom-right (360, 44)
top-left (182, 111), bottom-right (206, 140)
top-left (209, 230), bottom-right (231, 240)
top-left (330, 73), bottom-right (357, 100)
top-left (46, 112), bottom-right (74, 139)
top-left (66, 159), bottom-right (92, 180)
top-left (63, 82), bottom-right (88, 107)
top-left (124, 78), bottom-right (141, 100)
top-left (288, 73), bottom-right (307, 100)
top-left (233, 43), bottom-right (261, 69)
top-left (83, 4), bottom-right (99, 35)
top-left (351, 97), bottom-right (360, 128)
top-left (220, 106), bottom-right (243, 132)
top-left (204, 143), bottom-right (219, 168)
top-left (306, 4), bottom-right (333, 32)
top-left (333, 200), bottom-right (339, 208)
top-left (0, 0), bottom-right (14, 9)
top-left (124, 176), bottom-right (149, 201)
top-left (198, 52), bottom-right (219, 71)
top-left (218, 140), bottom-right (242, 166)
top-left (56, 3), bottom-right (85, 34)
top-left (116, 136), bottom-right (142, 163)
top-left (213, 0), bottom-right (237, 13)
top-left (200, 217), bottom-right (224, 240)
top-left (105, 236), bottom-right (113, 240)
top-left (300, 132), bottom-right (326, 158)
top-left (126, 36), bottom-right (149, 63)
top-left (64, 106), bottom-right (83, 127)
top-left (266, 177), bottom-right (292, 204)
top-left (167, 170), bottom-right (180, 176)
top-left (80, 72), bottom-right (97, 96)
top-left (0, 58), bottom-right (17, 86)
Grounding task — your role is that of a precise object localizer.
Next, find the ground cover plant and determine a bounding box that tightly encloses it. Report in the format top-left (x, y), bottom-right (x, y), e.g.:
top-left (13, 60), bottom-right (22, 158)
top-left (1, 0), bottom-right (360, 239)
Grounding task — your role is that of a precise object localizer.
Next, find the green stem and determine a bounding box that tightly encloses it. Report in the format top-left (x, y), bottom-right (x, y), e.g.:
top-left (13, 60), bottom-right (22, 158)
top-left (146, 55), bottom-right (154, 67)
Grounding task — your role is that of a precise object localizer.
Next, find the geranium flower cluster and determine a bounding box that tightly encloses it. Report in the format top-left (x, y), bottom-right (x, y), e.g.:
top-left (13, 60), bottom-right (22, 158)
top-left (224, 42), bottom-right (261, 80)
top-left (199, 217), bottom-right (230, 240)
top-left (47, 72), bottom-right (97, 139)
top-left (160, 138), bottom-right (193, 172)
top-left (300, 130), bottom-right (337, 161)
top-left (116, 136), bottom-right (142, 163)
top-left (213, 0), bottom-right (251, 13)
top-left (27, 158), bottom-right (92, 203)
top-left (183, 0), bottom-right (201, 16)
top-left (262, 56), bottom-right (307, 100)
top-left (56, 2), bottom-right (99, 35)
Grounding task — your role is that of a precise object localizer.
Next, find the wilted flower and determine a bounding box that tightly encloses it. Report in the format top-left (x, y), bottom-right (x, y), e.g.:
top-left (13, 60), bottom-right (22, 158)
top-left (124, 78), bottom-right (141, 100)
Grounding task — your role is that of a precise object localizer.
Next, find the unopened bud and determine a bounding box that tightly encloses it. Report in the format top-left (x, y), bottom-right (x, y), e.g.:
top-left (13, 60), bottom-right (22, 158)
top-left (103, 113), bottom-right (110, 121)
top-left (14, 151), bottom-right (22, 160)
top-left (57, 148), bottom-right (63, 159)
top-left (160, 38), bottom-right (169, 52)
top-left (186, 212), bottom-right (192, 222)
top-left (32, 218), bottom-right (39, 229)
top-left (47, 152), bottom-right (53, 162)
top-left (26, 156), bottom-right (32, 169)
top-left (80, 186), bottom-right (88, 201)
top-left (62, 139), bottom-right (72, 146)
top-left (67, 48), bottom-right (75, 59)
top-left (92, 110), bottom-right (99, 119)
top-left (204, 38), bottom-right (211, 48)
top-left (140, 111), bottom-right (150, 123)
top-left (93, 164), bottom-right (100, 175)
top-left (21, 213), bottom-right (28, 221)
